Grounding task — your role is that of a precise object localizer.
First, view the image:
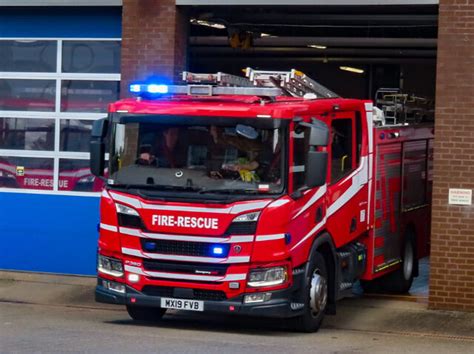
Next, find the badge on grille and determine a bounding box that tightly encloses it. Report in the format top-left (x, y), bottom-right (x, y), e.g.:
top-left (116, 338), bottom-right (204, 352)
top-left (175, 171), bottom-right (184, 178)
top-left (233, 245), bottom-right (242, 254)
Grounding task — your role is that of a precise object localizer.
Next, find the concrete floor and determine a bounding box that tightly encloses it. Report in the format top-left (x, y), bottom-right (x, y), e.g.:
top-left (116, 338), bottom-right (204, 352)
top-left (1, 259), bottom-right (474, 354)
top-left (352, 257), bottom-right (430, 303)
top-left (1, 301), bottom-right (473, 354)
top-left (410, 257), bottom-right (430, 297)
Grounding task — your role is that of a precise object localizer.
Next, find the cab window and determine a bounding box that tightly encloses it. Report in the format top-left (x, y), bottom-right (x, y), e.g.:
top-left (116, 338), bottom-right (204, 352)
top-left (292, 126), bottom-right (310, 191)
top-left (331, 118), bottom-right (354, 183)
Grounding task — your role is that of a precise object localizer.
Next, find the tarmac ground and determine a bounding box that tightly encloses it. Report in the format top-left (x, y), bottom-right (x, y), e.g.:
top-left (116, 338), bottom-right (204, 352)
top-left (0, 259), bottom-right (473, 353)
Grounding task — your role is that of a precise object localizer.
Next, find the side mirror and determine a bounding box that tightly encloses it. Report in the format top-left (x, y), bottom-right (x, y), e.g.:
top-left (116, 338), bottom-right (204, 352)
top-left (305, 151), bottom-right (328, 188)
top-left (309, 120), bottom-right (329, 146)
top-left (90, 118), bottom-right (108, 178)
top-left (91, 118), bottom-right (108, 139)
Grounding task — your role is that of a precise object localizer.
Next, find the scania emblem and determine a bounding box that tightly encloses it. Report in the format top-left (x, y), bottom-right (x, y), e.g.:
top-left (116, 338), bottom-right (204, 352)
top-left (233, 245), bottom-right (242, 254)
top-left (175, 171), bottom-right (184, 178)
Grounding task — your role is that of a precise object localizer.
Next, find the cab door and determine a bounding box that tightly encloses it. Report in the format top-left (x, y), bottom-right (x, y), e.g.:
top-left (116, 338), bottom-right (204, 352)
top-left (326, 111), bottom-right (369, 247)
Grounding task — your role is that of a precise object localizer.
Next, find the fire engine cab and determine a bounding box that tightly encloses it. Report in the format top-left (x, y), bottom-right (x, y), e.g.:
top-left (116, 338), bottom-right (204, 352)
top-left (91, 69), bottom-right (433, 332)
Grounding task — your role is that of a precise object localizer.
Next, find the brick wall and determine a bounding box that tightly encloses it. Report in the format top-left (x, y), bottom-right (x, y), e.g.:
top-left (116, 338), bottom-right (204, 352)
top-left (121, 0), bottom-right (188, 97)
top-left (430, 0), bottom-right (474, 311)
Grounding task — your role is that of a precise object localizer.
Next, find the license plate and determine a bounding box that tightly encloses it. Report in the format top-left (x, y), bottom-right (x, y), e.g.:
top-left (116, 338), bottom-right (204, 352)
top-left (160, 297), bottom-right (204, 312)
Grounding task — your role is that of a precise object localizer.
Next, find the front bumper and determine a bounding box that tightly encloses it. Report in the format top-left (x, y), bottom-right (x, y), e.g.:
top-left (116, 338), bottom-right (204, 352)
top-left (96, 273), bottom-right (305, 319)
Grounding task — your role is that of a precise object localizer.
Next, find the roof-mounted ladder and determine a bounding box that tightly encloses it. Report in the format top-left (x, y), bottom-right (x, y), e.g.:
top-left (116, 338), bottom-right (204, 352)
top-left (182, 71), bottom-right (254, 88)
top-left (244, 68), bottom-right (339, 98)
top-left (177, 68), bottom-right (340, 98)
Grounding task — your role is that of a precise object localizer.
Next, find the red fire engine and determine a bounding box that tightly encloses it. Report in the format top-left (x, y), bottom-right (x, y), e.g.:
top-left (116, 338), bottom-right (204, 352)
top-left (91, 69), bottom-right (433, 332)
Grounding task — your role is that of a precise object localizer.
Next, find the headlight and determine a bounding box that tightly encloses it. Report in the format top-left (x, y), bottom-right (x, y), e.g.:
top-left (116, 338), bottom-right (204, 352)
top-left (233, 211), bottom-right (260, 223)
top-left (247, 266), bottom-right (287, 287)
top-left (226, 211), bottom-right (259, 234)
top-left (102, 279), bottom-right (126, 294)
top-left (244, 292), bottom-right (272, 304)
top-left (98, 254), bottom-right (124, 277)
top-left (116, 203), bottom-right (139, 216)
top-left (116, 203), bottom-right (143, 228)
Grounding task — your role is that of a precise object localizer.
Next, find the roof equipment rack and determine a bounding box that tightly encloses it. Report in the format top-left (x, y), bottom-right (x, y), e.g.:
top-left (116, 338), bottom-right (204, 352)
top-left (130, 69), bottom-right (340, 99)
top-left (181, 68), bottom-right (339, 98)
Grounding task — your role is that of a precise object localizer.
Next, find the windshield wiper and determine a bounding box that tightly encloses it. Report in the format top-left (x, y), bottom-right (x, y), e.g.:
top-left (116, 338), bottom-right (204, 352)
top-left (198, 188), bottom-right (260, 195)
top-left (111, 184), bottom-right (201, 192)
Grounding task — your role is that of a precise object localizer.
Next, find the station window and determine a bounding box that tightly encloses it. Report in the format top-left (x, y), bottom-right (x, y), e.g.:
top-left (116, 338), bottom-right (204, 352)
top-left (0, 40), bottom-right (57, 72)
top-left (0, 117), bottom-right (55, 151)
top-left (62, 41), bottom-right (121, 74)
top-left (0, 38), bottom-right (121, 194)
top-left (0, 79), bottom-right (56, 112)
top-left (60, 80), bottom-right (120, 113)
top-left (60, 120), bottom-right (94, 152)
top-left (0, 156), bottom-right (54, 190)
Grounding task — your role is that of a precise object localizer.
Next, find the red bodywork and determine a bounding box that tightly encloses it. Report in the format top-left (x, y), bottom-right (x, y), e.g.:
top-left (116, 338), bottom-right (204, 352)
top-left (97, 95), bottom-right (433, 306)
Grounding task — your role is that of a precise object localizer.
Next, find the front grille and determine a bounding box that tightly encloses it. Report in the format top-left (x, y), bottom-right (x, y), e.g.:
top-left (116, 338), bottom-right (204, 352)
top-left (141, 285), bottom-right (174, 298)
top-left (140, 239), bottom-right (230, 258)
top-left (143, 259), bottom-right (228, 276)
top-left (193, 289), bottom-right (228, 301)
top-left (226, 222), bottom-right (257, 235)
top-left (141, 286), bottom-right (227, 301)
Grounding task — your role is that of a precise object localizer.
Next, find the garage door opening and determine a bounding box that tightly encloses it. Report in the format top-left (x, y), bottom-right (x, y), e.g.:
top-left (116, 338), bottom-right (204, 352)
top-left (187, 3), bottom-right (437, 302)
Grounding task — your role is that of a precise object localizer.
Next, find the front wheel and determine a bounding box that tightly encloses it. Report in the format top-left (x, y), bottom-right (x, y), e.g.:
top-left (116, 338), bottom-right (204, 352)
top-left (126, 305), bottom-right (167, 322)
top-left (292, 252), bottom-right (328, 332)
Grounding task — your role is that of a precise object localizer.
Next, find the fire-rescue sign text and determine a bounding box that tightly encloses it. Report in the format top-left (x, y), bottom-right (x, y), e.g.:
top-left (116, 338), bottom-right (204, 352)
top-left (152, 214), bottom-right (219, 229)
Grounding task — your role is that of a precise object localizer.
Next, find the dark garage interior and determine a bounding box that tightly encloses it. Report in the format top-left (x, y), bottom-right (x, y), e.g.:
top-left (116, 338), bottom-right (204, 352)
top-left (186, 4), bottom-right (438, 299)
top-left (188, 5), bottom-right (438, 102)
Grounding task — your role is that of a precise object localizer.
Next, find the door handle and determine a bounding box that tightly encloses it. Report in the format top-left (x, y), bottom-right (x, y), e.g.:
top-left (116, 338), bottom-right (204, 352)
top-left (315, 206), bottom-right (323, 223)
top-left (350, 217), bottom-right (357, 233)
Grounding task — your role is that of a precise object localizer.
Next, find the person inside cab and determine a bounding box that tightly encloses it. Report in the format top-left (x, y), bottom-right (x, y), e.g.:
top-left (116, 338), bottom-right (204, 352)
top-left (208, 125), bottom-right (262, 182)
top-left (137, 127), bottom-right (185, 168)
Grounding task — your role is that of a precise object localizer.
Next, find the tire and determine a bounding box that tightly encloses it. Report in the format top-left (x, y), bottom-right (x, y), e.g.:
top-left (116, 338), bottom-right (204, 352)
top-left (383, 232), bottom-right (416, 294)
top-left (126, 305), bottom-right (167, 322)
top-left (361, 231), bottom-right (416, 295)
top-left (292, 252), bottom-right (328, 333)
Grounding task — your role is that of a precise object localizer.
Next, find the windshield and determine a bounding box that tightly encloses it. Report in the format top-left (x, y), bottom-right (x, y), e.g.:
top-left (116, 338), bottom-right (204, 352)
top-left (108, 117), bottom-right (286, 195)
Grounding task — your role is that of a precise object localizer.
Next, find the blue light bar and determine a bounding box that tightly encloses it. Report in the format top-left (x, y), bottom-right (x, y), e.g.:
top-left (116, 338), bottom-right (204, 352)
top-left (212, 246), bottom-right (224, 255)
top-left (129, 83), bottom-right (169, 95)
top-left (129, 84), bottom-right (141, 93)
top-left (147, 84), bottom-right (168, 94)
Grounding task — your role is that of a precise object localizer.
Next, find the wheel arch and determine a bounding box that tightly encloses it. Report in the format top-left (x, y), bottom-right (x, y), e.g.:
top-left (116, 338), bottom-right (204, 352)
top-left (305, 230), bottom-right (338, 312)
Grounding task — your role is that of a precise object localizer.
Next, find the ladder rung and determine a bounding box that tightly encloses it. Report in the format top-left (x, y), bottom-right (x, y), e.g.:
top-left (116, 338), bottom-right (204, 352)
top-left (182, 71), bottom-right (254, 87)
top-left (288, 69), bottom-right (339, 98)
top-left (182, 71), bottom-right (219, 84)
top-left (245, 67), bottom-right (291, 87)
top-left (245, 67), bottom-right (339, 98)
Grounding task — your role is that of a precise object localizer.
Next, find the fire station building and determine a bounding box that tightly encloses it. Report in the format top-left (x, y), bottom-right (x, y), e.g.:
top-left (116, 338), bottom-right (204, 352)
top-left (0, 0), bottom-right (472, 312)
